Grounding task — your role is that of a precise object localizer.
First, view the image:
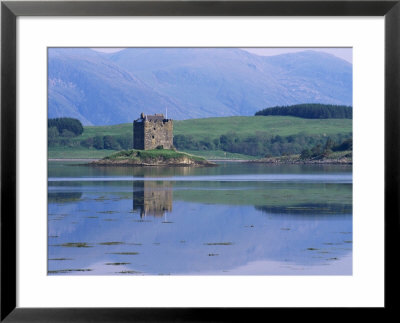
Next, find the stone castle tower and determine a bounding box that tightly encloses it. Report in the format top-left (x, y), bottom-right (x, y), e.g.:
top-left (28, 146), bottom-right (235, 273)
top-left (133, 113), bottom-right (173, 150)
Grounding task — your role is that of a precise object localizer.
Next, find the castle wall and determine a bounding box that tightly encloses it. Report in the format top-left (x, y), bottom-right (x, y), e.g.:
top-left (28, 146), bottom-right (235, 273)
top-left (132, 181), bottom-right (173, 218)
top-left (133, 121), bottom-right (145, 150)
top-left (133, 114), bottom-right (174, 150)
top-left (143, 120), bottom-right (173, 150)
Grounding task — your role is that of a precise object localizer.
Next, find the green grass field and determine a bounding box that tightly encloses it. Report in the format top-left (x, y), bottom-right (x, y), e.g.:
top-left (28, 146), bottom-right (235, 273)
top-left (48, 116), bottom-right (352, 159)
top-left (174, 116), bottom-right (352, 140)
top-left (48, 147), bottom-right (119, 159)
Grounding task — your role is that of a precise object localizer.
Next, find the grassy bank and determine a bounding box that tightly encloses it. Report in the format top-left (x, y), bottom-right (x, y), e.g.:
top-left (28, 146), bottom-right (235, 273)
top-left (48, 116), bottom-right (352, 159)
top-left (48, 146), bottom-right (118, 159)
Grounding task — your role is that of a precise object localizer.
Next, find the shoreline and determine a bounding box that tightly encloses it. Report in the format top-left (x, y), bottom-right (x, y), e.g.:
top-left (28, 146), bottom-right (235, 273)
top-left (48, 158), bottom-right (352, 165)
top-left (246, 158), bottom-right (352, 165)
top-left (48, 158), bottom-right (100, 162)
top-left (48, 158), bottom-right (249, 163)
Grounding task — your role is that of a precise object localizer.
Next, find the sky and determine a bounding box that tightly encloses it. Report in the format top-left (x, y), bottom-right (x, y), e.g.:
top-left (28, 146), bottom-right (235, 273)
top-left (92, 47), bottom-right (352, 63)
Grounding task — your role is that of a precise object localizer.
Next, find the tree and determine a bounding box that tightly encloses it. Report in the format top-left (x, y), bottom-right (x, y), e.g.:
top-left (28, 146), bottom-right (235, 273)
top-left (93, 136), bottom-right (104, 149)
top-left (48, 126), bottom-right (59, 146)
top-left (103, 135), bottom-right (120, 150)
top-left (48, 117), bottom-right (84, 136)
top-left (116, 134), bottom-right (133, 150)
top-left (48, 126), bottom-right (59, 139)
top-left (60, 129), bottom-right (75, 138)
top-left (80, 137), bottom-right (94, 148)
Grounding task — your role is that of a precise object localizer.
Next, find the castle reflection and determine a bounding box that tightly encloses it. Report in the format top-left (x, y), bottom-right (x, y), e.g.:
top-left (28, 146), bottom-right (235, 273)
top-left (132, 181), bottom-right (173, 218)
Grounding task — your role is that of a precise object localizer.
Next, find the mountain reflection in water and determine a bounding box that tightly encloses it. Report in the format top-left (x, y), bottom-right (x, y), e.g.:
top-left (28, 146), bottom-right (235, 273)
top-left (48, 161), bottom-right (352, 275)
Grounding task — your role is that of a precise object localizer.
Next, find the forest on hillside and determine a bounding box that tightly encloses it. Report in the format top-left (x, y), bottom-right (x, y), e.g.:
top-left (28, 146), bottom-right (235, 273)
top-left (255, 104), bottom-right (352, 119)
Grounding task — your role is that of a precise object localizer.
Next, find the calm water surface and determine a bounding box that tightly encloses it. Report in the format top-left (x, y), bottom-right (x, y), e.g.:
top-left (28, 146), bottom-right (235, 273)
top-left (48, 161), bottom-right (352, 275)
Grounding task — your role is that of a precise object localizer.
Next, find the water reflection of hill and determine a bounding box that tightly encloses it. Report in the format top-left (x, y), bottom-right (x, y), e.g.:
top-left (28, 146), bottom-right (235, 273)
top-left (255, 203), bottom-right (352, 217)
top-left (48, 191), bottom-right (83, 203)
top-left (47, 162), bottom-right (353, 275)
top-left (133, 181), bottom-right (173, 218)
top-left (48, 200), bottom-right (352, 275)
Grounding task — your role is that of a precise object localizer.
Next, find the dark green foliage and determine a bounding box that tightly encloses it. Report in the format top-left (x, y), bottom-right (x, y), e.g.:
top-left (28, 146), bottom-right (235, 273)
top-left (80, 137), bottom-right (94, 148)
top-left (300, 149), bottom-right (312, 160)
top-left (48, 117), bottom-right (84, 136)
top-left (93, 136), bottom-right (104, 149)
top-left (48, 118), bottom-right (84, 147)
top-left (173, 134), bottom-right (199, 150)
top-left (48, 126), bottom-right (59, 146)
top-left (60, 129), bottom-right (76, 138)
top-left (48, 126), bottom-right (59, 139)
top-left (174, 131), bottom-right (352, 157)
top-left (333, 138), bottom-right (352, 151)
top-left (103, 135), bottom-right (120, 150)
top-left (80, 134), bottom-right (132, 150)
top-left (115, 134), bottom-right (133, 150)
top-left (255, 104), bottom-right (352, 119)
top-left (300, 137), bottom-right (353, 160)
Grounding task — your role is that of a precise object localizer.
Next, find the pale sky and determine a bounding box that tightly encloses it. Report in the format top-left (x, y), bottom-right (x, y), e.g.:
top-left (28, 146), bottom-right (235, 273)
top-left (92, 47), bottom-right (352, 63)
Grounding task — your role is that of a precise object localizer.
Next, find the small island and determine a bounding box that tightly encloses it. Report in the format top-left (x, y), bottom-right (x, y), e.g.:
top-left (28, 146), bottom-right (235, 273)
top-left (89, 149), bottom-right (216, 167)
top-left (89, 113), bottom-right (216, 167)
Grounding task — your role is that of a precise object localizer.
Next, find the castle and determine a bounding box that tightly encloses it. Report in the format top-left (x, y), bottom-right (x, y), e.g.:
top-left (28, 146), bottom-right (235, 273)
top-left (133, 112), bottom-right (173, 150)
top-left (132, 181), bottom-right (173, 218)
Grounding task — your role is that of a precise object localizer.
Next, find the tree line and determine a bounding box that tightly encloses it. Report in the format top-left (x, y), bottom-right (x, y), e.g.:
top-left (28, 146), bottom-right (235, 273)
top-left (173, 132), bottom-right (352, 157)
top-left (48, 117), bottom-right (84, 137)
top-left (48, 117), bottom-right (133, 150)
top-left (255, 103), bottom-right (352, 119)
top-left (48, 117), bottom-right (352, 158)
top-left (300, 138), bottom-right (352, 160)
top-left (80, 134), bottom-right (133, 150)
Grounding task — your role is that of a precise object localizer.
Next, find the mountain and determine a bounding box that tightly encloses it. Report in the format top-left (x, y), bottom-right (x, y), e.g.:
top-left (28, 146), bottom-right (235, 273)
top-left (48, 48), bottom-right (182, 125)
top-left (48, 48), bottom-right (352, 125)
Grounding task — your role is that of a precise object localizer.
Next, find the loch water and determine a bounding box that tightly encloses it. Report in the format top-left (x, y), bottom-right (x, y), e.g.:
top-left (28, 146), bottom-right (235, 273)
top-left (48, 161), bottom-right (352, 275)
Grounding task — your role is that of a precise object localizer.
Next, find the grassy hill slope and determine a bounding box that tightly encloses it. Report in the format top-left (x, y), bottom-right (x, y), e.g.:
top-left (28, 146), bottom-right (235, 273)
top-left (48, 116), bottom-right (352, 159)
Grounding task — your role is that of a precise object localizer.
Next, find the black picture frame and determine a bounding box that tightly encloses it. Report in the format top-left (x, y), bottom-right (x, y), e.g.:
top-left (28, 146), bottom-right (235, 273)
top-left (1, 0), bottom-right (399, 321)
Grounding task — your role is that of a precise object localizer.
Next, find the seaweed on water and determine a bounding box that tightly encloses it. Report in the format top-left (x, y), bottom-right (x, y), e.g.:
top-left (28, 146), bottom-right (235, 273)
top-left (204, 242), bottom-right (233, 246)
top-left (97, 210), bottom-right (119, 214)
top-left (51, 242), bottom-right (93, 248)
top-left (105, 252), bottom-right (139, 255)
top-left (48, 269), bottom-right (92, 274)
top-left (98, 242), bottom-right (125, 246)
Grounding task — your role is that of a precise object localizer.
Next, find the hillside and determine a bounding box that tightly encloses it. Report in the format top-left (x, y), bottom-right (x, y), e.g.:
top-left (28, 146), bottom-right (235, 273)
top-left (48, 48), bottom-right (352, 125)
top-left (48, 115), bottom-right (352, 159)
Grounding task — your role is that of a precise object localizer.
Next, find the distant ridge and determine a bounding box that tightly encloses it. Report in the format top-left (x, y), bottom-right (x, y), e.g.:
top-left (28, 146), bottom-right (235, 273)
top-left (48, 48), bottom-right (352, 125)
